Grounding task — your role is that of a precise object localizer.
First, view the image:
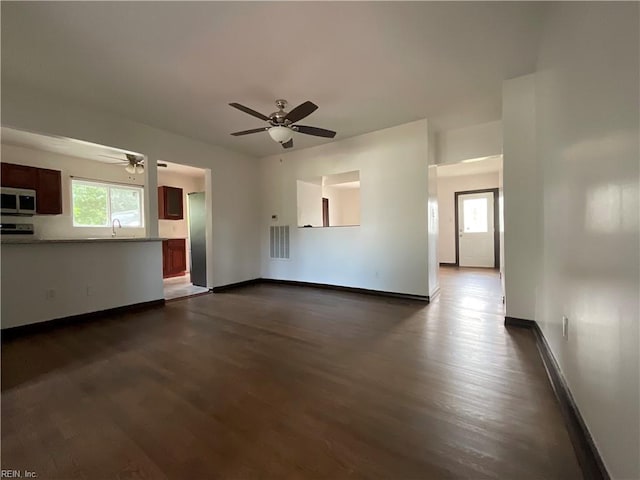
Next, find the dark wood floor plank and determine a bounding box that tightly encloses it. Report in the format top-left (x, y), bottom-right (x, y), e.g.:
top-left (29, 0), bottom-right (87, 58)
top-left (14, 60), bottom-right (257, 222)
top-left (2, 268), bottom-right (582, 479)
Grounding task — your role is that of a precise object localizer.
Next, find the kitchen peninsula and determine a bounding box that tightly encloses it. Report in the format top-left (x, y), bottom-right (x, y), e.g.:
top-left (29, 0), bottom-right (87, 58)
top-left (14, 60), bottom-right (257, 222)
top-left (1, 237), bottom-right (164, 329)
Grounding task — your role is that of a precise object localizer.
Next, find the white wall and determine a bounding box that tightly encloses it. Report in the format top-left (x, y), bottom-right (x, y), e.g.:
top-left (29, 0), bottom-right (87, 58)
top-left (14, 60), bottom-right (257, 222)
top-left (324, 185), bottom-right (360, 226)
top-left (498, 168), bottom-right (505, 296)
top-left (337, 187), bottom-right (360, 226)
top-left (436, 120), bottom-right (502, 165)
top-left (533, 3), bottom-right (639, 478)
top-left (296, 180), bottom-right (323, 227)
top-left (2, 83), bottom-right (261, 288)
top-left (427, 165), bottom-right (439, 296)
top-left (427, 124), bottom-right (439, 297)
top-left (1, 241), bottom-right (163, 328)
top-left (157, 168), bottom-right (205, 272)
top-left (0, 143), bottom-right (147, 239)
top-left (260, 119), bottom-right (431, 297)
top-left (502, 74), bottom-right (539, 323)
top-left (323, 185), bottom-right (340, 226)
top-left (437, 172), bottom-right (500, 264)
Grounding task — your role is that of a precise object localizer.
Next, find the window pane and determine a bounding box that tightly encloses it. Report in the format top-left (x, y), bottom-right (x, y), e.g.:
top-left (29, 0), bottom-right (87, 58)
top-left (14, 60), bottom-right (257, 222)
top-left (110, 187), bottom-right (142, 227)
top-left (73, 183), bottom-right (108, 226)
top-left (463, 198), bottom-right (488, 233)
top-left (72, 179), bottom-right (144, 229)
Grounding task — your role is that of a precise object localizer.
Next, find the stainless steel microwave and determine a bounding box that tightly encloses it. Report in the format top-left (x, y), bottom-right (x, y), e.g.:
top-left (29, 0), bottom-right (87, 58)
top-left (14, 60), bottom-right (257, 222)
top-left (1, 187), bottom-right (37, 215)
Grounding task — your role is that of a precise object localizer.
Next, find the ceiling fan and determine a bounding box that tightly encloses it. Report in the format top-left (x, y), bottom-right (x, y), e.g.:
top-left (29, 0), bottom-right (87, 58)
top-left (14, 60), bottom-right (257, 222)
top-left (229, 99), bottom-right (336, 149)
top-left (99, 153), bottom-right (167, 174)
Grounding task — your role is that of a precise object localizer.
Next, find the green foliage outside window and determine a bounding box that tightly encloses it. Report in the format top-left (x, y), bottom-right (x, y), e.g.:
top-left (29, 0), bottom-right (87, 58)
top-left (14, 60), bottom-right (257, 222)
top-left (72, 180), bottom-right (143, 227)
top-left (73, 183), bottom-right (108, 226)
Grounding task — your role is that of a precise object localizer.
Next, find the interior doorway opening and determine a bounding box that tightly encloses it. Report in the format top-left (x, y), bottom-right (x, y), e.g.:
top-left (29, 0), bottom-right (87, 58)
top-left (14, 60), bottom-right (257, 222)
top-left (435, 155), bottom-right (504, 306)
top-left (157, 161), bottom-right (211, 301)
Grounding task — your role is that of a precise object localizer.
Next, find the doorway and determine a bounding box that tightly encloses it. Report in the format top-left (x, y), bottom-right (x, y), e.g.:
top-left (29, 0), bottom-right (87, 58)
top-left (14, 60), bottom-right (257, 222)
top-left (455, 188), bottom-right (499, 268)
top-left (157, 161), bottom-right (211, 300)
top-left (322, 197), bottom-right (329, 227)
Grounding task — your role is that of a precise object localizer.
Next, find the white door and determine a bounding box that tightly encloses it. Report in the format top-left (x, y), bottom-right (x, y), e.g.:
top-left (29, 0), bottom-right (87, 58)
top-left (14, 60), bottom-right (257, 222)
top-left (458, 191), bottom-right (495, 267)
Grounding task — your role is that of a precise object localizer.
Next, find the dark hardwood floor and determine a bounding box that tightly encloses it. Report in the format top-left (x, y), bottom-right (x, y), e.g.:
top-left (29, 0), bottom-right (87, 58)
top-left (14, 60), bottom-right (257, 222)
top-left (1, 268), bottom-right (582, 479)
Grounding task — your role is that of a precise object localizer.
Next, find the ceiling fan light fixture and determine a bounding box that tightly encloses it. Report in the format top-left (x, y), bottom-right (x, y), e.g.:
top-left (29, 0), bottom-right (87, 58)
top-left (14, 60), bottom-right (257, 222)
top-left (268, 126), bottom-right (292, 144)
top-left (125, 161), bottom-right (144, 174)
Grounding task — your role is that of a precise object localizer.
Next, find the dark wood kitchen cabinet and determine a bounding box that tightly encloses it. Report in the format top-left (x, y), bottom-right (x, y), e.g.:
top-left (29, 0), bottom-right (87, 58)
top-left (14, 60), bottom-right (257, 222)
top-left (158, 186), bottom-right (183, 220)
top-left (1, 162), bottom-right (63, 214)
top-left (162, 238), bottom-right (187, 278)
top-left (1, 163), bottom-right (37, 189)
top-left (35, 168), bottom-right (63, 214)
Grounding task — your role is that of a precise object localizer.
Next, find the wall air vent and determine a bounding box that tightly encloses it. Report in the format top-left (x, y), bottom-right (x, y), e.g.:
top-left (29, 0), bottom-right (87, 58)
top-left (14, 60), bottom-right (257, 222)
top-left (270, 225), bottom-right (290, 259)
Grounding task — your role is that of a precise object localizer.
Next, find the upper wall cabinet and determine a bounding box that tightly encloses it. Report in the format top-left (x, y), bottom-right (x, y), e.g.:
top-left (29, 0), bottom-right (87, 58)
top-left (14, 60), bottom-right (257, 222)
top-left (35, 168), bottom-right (63, 214)
top-left (158, 186), bottom-right (184, 220)
top-left (1, 162), bottom-right (37, 189)
top-left (1, 162), bottom-right (63, 215)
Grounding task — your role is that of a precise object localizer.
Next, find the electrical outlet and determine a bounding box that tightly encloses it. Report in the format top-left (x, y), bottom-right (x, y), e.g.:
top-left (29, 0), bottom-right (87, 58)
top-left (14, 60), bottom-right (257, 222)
top-left (46, 289), bottom-right (56, 300)
top-left (562, 316), bottom-right (569, 339)
top-left (86, 285), bottom-right (94, 297)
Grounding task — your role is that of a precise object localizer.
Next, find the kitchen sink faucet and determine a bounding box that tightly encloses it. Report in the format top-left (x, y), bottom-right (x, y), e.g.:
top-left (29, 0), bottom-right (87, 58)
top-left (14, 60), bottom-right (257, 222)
top-left (112, 218), bottom-right (122, 237)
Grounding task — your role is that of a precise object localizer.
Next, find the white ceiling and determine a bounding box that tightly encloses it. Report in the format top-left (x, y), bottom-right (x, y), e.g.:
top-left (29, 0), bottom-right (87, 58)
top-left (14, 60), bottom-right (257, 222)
top-left (331, 181), bottom-right (361, 190)
top-left (1, 126), bottom-right (206, 178)
top-left (437, 155), bottom-right (502, 178)
top-left (1, 126), bottom-right (141, 163)
top-left (1, 2), bottom-right (547, 157)
top-left (159, 161), bottom-right (206, 179)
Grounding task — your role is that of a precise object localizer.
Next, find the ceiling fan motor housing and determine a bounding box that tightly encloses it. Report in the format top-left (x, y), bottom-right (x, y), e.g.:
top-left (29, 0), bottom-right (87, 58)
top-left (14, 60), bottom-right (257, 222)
top-left (270, 100), bottom-right (291, 126)
top-left (269, 111), bottom-right (289, 126)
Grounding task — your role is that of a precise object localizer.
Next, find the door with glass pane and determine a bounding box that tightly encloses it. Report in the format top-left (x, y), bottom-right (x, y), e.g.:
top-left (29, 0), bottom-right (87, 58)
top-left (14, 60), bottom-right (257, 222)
top-left (456, 191), bottom-right (495, 267)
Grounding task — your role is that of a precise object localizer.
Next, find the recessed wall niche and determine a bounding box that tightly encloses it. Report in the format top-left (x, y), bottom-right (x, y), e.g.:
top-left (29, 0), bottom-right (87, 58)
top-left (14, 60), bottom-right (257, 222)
top-left (296, 170), bottom-right (360, 228)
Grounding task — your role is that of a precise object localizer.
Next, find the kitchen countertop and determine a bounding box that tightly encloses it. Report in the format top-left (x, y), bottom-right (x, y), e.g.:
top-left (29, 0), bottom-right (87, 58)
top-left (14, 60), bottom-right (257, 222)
top-left (1, 237), bottom-right (165, 244)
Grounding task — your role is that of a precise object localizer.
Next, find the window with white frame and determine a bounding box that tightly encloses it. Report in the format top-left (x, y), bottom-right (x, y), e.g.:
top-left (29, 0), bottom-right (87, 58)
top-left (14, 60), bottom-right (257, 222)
top-left (72, 179), bottom-right (144, 227)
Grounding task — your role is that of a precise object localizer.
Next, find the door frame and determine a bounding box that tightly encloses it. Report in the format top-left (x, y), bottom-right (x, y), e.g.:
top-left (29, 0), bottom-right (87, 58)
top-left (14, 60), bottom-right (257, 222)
top-left (322, 197), bottom-right (329, 227)
top-left (454, 188), bottom-right (500, 268)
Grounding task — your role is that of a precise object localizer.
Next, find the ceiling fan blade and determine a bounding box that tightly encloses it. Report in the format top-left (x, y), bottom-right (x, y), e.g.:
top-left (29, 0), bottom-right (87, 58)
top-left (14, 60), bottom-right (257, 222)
top-left (285, 101), bottom-right (318, 123)
top-left (101, 160), bottom-right (128, 165)
top-left (281, 138), bottom-right (293, 149)
top-left (229, 103), bottom-right (270, 122)
top-left (295, 125), bottom-right (336, 138)
top-left (98, 154), bottom-right (128, 163)
top-left (230, 127), bottom-right (268, 136)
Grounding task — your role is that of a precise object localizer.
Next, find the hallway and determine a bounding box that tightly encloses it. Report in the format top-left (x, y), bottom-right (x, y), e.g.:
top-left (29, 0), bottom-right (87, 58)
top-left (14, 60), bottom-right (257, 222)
top-left (436, 266), bottom-right (505, 316)
top-left (1, 270), bottom-right (582, 479)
